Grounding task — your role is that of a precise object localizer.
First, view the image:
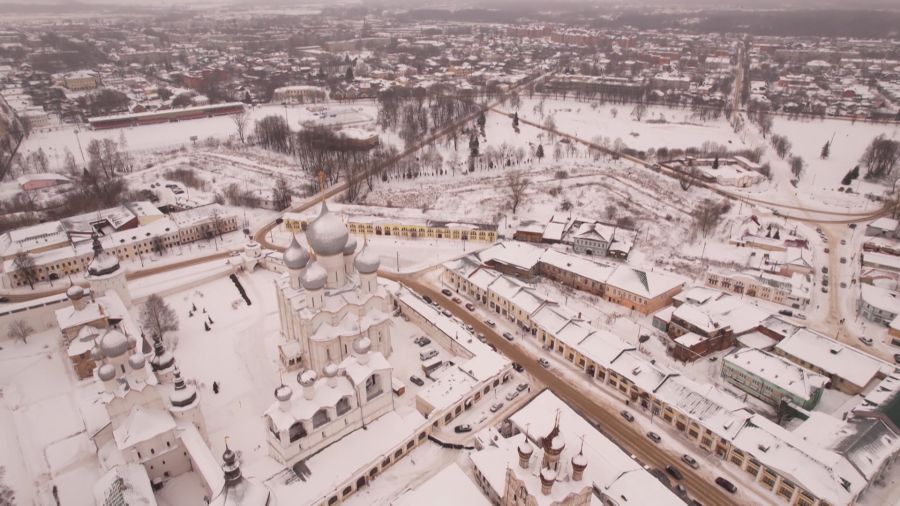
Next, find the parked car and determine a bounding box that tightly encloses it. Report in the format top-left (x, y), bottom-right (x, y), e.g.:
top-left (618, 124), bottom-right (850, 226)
top-left (680, 454), bottom-right (699, 469)
top-left (454, 424), bottom-right (472, 433)
top-left (821, 267), bottom-right (828, 274)
top-left (840, 282), bottom-right (847, 288)
top-left (465, 303), bottom-right (475, 311)
top-left (859, 336), bottom-right (874, 346)
top-left (441, 309), bottom-right (452, 317)
top-left (821, 286), bottom-right (828, 293)
top-left (538, 358), bottom-right (550, 368)
top-left (778, 309), bottom-right (793, 317)
top-left (651, 468), bottom-right (671, 487)
top-left (503, 332), bottom-right (514, 341)
top-left (894, 354), bottom-right (900, 364)
top-left (824, 247), bottom-right (830, 253)
top-left (409, 375), bottom-right (425, 386)
top-left (422, 295), bottom-right (433, 304)
top-left (419, 348), bottom-right (439, 361)
top-left (665, 465), bottom-right (683, 480)
top-left (512, 362), bottom-right (524, 372)
top-left (795, 313), bottom-right (807, 320)
top-left (452, 296), bottom-right (462, 304)
top-left (506, 390), bottom-right (520, 401)
top-left (477, 333), bottom-right (487, 342)
top-left (840, 257), bottom-right (847, 264)
top-left (414, 337), bottom-right (431, 347)
top-left (674, 484), bottom-right (687, 496)
top-left (517, 383), bottom-right (529, 392)
top-left (647, 432), bottom-right (661, 443)
top-left (840, 239), bottom-right (847, 245)
top-left (849, 223), bottom-right (858, 229)
top-left (490, 402), bottom-right (503, 413)
top-left (441, 289), bottom-right (452, 296)
top-left (715, 477), bottom-right (737, 494)
top-left (484, 319), bottom-right (496, 327)
top-left (465, 324), bottom-right (474, 332)
top-left (620, 410), bottom-right (634, 422)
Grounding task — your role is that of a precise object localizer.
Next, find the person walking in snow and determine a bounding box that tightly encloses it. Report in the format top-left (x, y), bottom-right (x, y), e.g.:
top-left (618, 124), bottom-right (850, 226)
top-left (213, 381), bottom-right (220, 394)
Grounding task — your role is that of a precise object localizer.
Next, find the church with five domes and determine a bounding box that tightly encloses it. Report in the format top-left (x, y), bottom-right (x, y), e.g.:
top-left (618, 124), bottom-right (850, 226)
top-left (267, 201), bottom-right (398, 467)
top-left (275, 201), bottom-right (394, 375)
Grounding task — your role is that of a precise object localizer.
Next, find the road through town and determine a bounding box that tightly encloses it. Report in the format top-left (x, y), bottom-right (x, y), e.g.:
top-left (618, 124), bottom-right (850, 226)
top-left (381, 270), bottom-right (753, 506)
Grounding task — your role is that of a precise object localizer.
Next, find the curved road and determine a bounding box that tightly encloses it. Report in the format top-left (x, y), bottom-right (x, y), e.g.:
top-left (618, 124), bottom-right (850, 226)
top-left (490, 106), bottom-right (893, 225)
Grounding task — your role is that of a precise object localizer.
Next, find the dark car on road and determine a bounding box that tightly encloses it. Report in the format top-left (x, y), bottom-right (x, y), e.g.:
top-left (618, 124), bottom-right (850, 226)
top-left (423, 295), bottom-right (432, 304)
top-left (441, 288), bottom-right (452, 296)
top-left (665, 465), bottom-right (683, 480)
top-left (409, 375), bottom-right (424, 386)
top-left (620, 410), bottom-right (634, 422)
top-left (454, 424), bottom-right (472, 433)
top-left (647, 432), bottom-right (661, 443)
top-left (715, 477), bottom-right (737, 494)
top-left (512, 362), bottom-right (524, 372)
top-left (465, 303), bottom-right (475, 311)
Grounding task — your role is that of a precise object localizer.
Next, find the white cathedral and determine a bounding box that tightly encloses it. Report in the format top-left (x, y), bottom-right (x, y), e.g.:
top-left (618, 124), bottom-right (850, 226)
top-left (267, 201), bottom-right (397, 467)
top-left (275, 200), bottom-right (394, 373)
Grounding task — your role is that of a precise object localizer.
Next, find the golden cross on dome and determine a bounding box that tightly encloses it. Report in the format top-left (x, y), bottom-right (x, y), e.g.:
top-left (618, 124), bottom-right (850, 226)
top-left (317, 170), bottom-right (327, 202)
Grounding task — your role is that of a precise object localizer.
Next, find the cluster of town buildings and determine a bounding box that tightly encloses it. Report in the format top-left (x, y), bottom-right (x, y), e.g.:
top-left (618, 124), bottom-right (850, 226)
top-left (747, 37), bottom-right (900, 119)
top-left (444, 240), bottom-right (900, 506)
top-left (0, 202), bottom-right (239, 289)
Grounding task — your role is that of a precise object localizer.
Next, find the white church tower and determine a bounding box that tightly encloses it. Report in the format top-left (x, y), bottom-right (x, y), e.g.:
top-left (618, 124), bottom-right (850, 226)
top-left (85, 235), bottom-right (131, 307)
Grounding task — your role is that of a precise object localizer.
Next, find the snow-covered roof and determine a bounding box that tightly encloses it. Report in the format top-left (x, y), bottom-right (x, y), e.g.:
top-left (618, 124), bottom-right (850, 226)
top-left (775, 328), bottom-right (893, 390)
top-left (730, 414), bottom-right (865, 506)
top-left (93, 464), bottom-right (156, 506)
top-left (724, 348), bottom-right (828, 401)
top-left (270, 410), bottom-right (425, 503)
top-left (869, 217), bottom-right (899, 232)
top-left (605, 265), bottom-right (686, 300)
top-left (394, 463), bottom-right (490, 506)
top-left (113, 406), bottom-right (176, 450)
top-left (178, 422), bottom-right (225, 497)
top-left (860, 284), bottom-right (899, 316)
top-left (478, 241), bottom-right (545, 270)
top-left (417, 367), bottom-right (479, 411)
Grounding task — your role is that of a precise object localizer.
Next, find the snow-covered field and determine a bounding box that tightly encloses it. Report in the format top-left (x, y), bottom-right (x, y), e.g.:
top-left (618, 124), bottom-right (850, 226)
top-left (18, 101), bottom-right (381, 170)
top-left (515, 97), bottom-right (746, 151)
top-left (771, 115), bottom-right (900, 190)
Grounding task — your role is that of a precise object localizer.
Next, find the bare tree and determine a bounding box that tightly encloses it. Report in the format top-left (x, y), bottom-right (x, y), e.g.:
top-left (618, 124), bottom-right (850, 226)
top-left (790, 155), bottom-right (805, 179)
top-left (505, 170), bottom-right (530, 214)
top-left (678, 165), bottom-right (700, 191)
top-left (232, 110), bottom-right (250, 144)
top-left (771, 134), bottom-right (792, 159)
top-left (7, 319), bottom-right (34, 344)
top-left (692, 199), bottom-right (729, 237)
top-left (273, 177), bottom-right (292, 210)
top-left (139, 294), bottom-right (179, 341)
top-left (860, 134), bottom-right (900, 179)
top-left (631, 103), bottom-right (647, 122)
top-left (755, 110), bottom-right (773, 138)
top-left (13, 251), bottom-right (37, 289)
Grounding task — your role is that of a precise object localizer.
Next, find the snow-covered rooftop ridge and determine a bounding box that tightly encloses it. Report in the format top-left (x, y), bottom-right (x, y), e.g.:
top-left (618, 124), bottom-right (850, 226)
top-left (775, 328), bottom-right (894, 390)
top-left (724, 348), bottom-right (829, 400)
top-left (393, 463), bottom-right (491, 506)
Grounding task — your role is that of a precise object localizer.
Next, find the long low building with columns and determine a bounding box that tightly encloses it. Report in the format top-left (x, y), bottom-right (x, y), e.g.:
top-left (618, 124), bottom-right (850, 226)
top-left (443, 257), bottom-right (899, 506)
